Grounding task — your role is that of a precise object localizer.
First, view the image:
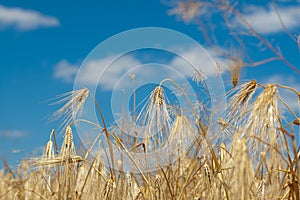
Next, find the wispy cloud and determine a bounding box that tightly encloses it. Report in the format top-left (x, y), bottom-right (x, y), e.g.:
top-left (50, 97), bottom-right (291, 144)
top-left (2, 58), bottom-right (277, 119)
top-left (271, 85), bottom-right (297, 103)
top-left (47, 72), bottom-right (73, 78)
top-left (77, 55), bottom-right (141, 90)
top-left (0, 5), bottom-right (59, 31)
top-left (169, 46), bottom-right (226, 77)
top-left (54, 46), bottom-right (226, 90)
top-left (0, 130), bottom-right (28, 138)
top-left (53, 55), bottom-right (141, 90)
top-left (236, 4), bottom-right (300, 34)
top-left (53, 60), bottom-right (78, 82)
top-left (167, 1), bottom-right (300, 35)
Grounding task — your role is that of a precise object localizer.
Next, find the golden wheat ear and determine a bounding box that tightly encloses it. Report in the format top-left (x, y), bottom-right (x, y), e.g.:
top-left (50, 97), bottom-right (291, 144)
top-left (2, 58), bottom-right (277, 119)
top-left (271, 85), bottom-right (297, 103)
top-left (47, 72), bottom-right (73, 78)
top-left (136, 85), bottom-right (172, 151)
top-left (228, 48), bottom-right (244, 87)
top-left (49, 88), bottom-right (89, 130)
top-left (242, 84), bottom-right (283, 160)
top-left (152, 86), bottom-right (164, 106)
top-left (42, 129), bottom-right (55, 160)
top-left (60, 125), bottom-right (76, 158)
top-left (225, 80), bottom-right (257, 123)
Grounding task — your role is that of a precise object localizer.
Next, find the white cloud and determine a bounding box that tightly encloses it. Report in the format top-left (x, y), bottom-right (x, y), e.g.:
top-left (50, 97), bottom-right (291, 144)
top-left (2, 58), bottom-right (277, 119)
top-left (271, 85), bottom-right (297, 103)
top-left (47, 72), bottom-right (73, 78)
top-left (53, 56), bottom-right (142, 89)
top-left (54, 60), bottom-right (78, 82)
top-left (77, 55), bottom-right (141, 90)
top-left (0, 5), bottom-right (59, 31)
top-left (236, 4), bottom-right (300, 34)
top-left (55, 47), bottom-right (226, 91)
top-left (0, 130), bottom-right (27, 138)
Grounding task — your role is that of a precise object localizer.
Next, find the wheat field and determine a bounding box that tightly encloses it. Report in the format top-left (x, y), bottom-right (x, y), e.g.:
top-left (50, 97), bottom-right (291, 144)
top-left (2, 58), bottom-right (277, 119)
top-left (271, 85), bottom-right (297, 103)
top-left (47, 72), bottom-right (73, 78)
top-left (0, 78), bottom-right (299, 200)
top-left (1, 1), bottom-right (300, 199)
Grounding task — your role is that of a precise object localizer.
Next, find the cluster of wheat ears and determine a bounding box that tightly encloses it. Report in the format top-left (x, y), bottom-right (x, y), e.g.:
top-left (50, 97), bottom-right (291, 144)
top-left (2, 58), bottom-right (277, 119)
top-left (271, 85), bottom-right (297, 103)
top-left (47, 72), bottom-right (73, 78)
top-left (0, 73), bottom-right (299, 199)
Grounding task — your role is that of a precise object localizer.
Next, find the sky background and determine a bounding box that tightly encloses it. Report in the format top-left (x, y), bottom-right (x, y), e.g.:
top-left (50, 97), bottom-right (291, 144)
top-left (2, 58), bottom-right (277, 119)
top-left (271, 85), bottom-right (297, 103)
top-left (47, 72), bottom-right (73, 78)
top-left (0, 0), bottom-right (299, 168)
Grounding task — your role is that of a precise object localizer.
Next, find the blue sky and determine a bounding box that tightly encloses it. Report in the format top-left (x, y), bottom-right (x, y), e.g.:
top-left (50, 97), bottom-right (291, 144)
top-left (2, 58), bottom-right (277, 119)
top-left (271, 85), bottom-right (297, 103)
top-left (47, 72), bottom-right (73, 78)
top-left (0, 0), bottom-right (299, 168)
